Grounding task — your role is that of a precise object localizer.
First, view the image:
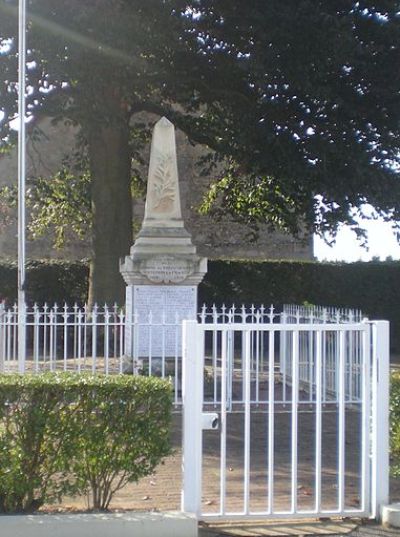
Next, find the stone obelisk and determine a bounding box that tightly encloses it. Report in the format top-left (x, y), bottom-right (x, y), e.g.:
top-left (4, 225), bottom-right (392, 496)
top-left (120, 117), bottom-right (207, 359)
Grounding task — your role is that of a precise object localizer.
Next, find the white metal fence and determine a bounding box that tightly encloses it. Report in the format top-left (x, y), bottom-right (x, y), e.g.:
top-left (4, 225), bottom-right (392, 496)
top-left (0, 303), bottom-right (367, 406)
top-left (182, 318), bottom-right (389, 522)
top-left (0, 302), bottom-right (389, 521)
top-left (281, 304), bottom-right (364, 401)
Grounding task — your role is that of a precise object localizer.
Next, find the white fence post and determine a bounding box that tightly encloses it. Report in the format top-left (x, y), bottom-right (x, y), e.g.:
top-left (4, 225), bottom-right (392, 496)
top-left (371, 320), bottom-right (390, 520)
top-left (181, 319), bottom-right (204, 517)
top-left (0, 303), bottom-right (4, 372)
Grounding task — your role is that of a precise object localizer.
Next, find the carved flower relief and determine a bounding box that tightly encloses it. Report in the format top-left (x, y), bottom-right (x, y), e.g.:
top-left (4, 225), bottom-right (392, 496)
top-left (151, 153), bottom-right (176, 213)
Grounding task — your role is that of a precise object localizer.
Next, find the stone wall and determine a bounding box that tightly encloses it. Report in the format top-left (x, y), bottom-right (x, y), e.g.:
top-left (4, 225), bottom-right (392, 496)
top-left (0, 117), bottom-right (313, 261)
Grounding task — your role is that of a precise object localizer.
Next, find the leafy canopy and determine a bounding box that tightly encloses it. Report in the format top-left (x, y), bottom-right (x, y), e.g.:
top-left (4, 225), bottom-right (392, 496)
top-left (0, 0), bottom-right (399, 241)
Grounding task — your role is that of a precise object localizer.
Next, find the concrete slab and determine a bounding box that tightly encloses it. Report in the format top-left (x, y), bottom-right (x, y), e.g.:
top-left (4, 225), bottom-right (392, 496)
top-left (0, 510), bottom-right (197, 537)
top-left (382, 503), bottom-right (400, 528)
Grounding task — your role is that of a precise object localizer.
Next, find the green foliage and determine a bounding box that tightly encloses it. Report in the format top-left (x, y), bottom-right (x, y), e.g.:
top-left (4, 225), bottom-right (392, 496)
top-left (0, 373), bottom-right (172, 512)
top-left (68, 374), bottom-right (172, 510)
top-left (0, 260), bottom-right (88, 305)
top-left (199, 259), bottom-right (400, 349)
top-left (0, 374), bottom-right (79, 512)
top-left (27, 168), bottom-right (92, 248)
top-left (1, 0), bottom-right (400, 302)
top-left (0, 170), bottom-right (91, 250)
top-left (1, 0), bottom-right (400, 237)
top-left (390, 373), bottom-right (400, 477)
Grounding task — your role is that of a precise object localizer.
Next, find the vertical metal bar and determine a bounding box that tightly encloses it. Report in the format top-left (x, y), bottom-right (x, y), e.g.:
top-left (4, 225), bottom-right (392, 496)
top-left (243, 329), bottom-right (251, 515)
top-left (282, 323), bottom-right (288, 404)
top-left (338, 330), bottom-right (346, 513)
top-left (213, 328), bottom-right (218, 405)
top-left (291, 330), bottom-right (299, 514)
top-left (133, 312), bottom-right (139, 375)
top-left (113, 306), bottom-right (118, 369)
top-left (63, 307), bottom-right (68, 371)
top-left (6, 313), bottom-right (11, 369)
top-left (335, 331), bottom-right (340, 401)
top-left (161, 312), bottom-right (166, 378)
top-left (349, 330), bottom-right (354, 402)
top-left (268, 329), bottom-right (275, 514)
top-left (174, 315), bottom-right (179, 406)
top-left (322, 331), bottom-right (327, 404)
top-left (119, 311), bottom-right (124, 374)
top-left (17, 0), bottom-right (27, 374)
top-left (148, 312), bottom-right (153, 376)
top-left (361, 325), bottom-right (371, 515)
top-left (17, 302), bottom-right (26, 373)
top-left (220, 329), bottom-right (227, 515)
top-left (83, 308), bottom-right (88, 369)
top-left (181, 320), bottom-right (204, 517)
top-left (315, 329), bottom-right (322, 513)
top-left (227, 330), bottom-right (233, 408)
top-left (104, 310), bottom-right (109, 375)
top-left (92, 308), bottom-right (97, 373)
top-left (77, 311), bottom-right (82, 373)
top-left (255, 328), bottom-right (260, 404)
top-left (13, 309), bottom-right (17, 365)
top-left (49, 309), bottom-right (54, 371)
top-left (280, 314), bottom-right (287, 404)
top-left (371, 321), bottom-right (390, 520)
top-left (34, 307), bottom-right (39, 372)
top-left (0, 306), bottom-right (5, 373)
top-left (53, 307), bottom-right (58, 370)
top-left (43, 306), bottom-right (48, 367)
top-left (308, 330), bottom-right (314, 403)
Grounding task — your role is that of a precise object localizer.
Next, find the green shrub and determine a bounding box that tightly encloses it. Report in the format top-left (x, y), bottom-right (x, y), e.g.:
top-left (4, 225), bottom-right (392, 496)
top-left (68, 374), bottom-right (172, 510)
top-left (391, 372), bottom-right (400, 476)
top-left (0, 374), bottom-right (78, 512)
top-left (0, 373), bottom-right (172, 512)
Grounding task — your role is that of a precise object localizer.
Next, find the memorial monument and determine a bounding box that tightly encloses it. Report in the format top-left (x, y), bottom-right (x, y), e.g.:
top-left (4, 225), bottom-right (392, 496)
top-left (120, 117), bottom-right (207, 363)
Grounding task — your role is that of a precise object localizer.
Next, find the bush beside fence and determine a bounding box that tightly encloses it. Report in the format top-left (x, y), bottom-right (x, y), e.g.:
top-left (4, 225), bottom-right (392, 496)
top-left (391, 372), bottom-right (400, 477)
top-left (0, 373), bottom-right (172, 512)
top-left (0, 258), bottom-right (399, 348)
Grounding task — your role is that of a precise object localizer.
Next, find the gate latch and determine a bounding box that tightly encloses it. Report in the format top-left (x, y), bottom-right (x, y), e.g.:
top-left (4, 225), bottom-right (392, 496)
top-left (202, 412), bottom-right (219, 430)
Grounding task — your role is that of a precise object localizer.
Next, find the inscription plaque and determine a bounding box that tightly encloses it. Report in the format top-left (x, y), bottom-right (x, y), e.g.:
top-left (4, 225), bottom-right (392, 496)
top-left (139, 256), bottom-right (192, 283)
top-left (132, 285), bottom-right (196, 356)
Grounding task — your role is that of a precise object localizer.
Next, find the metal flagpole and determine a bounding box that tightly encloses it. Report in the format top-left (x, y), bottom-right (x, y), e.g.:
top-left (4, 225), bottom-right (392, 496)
top-left (17, 0), bottom-right (26, 373)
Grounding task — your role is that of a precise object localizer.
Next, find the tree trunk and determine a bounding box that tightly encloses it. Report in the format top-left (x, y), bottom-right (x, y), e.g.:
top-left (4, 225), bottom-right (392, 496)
top-left (86, 113), bottom-right (132, 307)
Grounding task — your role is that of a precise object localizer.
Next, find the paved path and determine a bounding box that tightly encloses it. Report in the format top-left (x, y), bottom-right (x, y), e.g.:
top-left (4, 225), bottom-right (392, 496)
top-left (199, 520), bottom-right (400, 537)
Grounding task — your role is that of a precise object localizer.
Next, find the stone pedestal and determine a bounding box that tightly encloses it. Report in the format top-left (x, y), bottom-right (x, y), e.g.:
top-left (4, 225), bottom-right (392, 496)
top-left (120, 117), bottom-right (207, 360)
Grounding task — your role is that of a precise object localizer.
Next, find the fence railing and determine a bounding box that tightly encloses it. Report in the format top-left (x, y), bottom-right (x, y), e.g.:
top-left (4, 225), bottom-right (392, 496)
top-left (280, 304), bottom-right (365, 401)
top-left (0, 302), bottom-right (367, 405)
top-left (182, 319), bottom-right (389, 522)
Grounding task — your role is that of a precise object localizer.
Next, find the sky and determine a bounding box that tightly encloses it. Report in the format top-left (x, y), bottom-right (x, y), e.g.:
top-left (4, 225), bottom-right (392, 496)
top-left (314, 219), bottom-right (400, 262)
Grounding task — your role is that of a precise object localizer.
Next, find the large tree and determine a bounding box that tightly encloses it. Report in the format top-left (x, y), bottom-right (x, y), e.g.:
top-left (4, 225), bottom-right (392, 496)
top-left (0, 1), bottom-right (399, 304)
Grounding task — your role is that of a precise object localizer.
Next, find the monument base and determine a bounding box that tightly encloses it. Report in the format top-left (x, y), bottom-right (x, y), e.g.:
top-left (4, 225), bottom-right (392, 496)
top-left (125, 285), bottom-right (197, 358)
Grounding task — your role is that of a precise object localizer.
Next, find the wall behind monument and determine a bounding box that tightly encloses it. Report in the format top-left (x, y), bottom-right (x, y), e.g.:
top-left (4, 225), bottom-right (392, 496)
top-left (0, 117), bottom-right (313, 261)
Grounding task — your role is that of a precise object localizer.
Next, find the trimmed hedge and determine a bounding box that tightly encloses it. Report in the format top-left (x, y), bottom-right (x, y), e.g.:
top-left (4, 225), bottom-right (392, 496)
top-left (0, 260), bottom-right (88, 305)
top-left (391, 372), bottom-right (400, 476)
top-left (0, 373), bottom-right (172, 512)
top-left (199, 260), bottom-right (400, 349)
top-left (1, 258), bottom-right (399, 347)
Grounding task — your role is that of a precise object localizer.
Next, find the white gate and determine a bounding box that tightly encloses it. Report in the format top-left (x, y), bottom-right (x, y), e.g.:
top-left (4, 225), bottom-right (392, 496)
top-left (181, 319), bottom-right (389, 522)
